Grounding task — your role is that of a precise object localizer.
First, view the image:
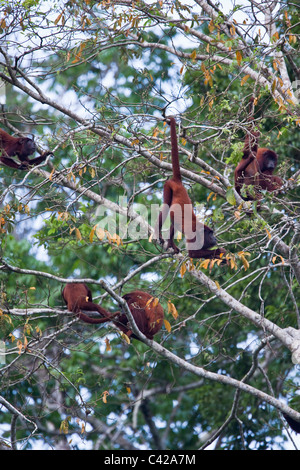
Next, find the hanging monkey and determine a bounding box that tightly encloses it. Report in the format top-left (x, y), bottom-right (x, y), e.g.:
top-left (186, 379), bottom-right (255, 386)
top-left (62, 283), bottom-right (164, 341)
top-left (155, 117), bottom-right (226, 261)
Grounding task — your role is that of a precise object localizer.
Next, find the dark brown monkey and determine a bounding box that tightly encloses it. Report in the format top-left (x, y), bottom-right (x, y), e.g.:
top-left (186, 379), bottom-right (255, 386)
top-left (0, 129), bottom-right (52, 170)
top-left (234, 99), bottom-right (283, 201)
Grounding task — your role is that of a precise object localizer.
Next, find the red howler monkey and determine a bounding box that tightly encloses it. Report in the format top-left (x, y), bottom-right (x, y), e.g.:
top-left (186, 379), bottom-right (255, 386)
top-left (62, 283), bottom-right (164, 340)
top-left (0, 129), bottom-right (51, 170)
top-left (234, 99), bottom-right (283, 201)
top-left (155, 117), bottom-right (226, 261)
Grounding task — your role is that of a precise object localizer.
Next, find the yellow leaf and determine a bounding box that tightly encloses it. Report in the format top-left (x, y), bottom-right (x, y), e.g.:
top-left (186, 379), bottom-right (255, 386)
top-left (153, 127), bottom-right (159, 138)
top-left (236, 50), bottom-right (243, 66)
top-left (229, 257), bottom-right (238, 270)
top-left (240, 254), bottom-right (250, 270)
top-left (105, 337), bottom-right (111, 352)
top-left (102, 391), bottom-right (109, 403)
top-left (35, 326), bottom-right (41, 336)
top-left (168, 301), bottom-right (178, 320)
top-left (177, 231), bottom-right (182, 242)
top-left (89, 167), bottom-right (95, 178)
top-left (60, 418), bottom-right (70, 434)
top-left (215, 281), bottom-right (221, 290)
top-left (126, 387), bottom-right (131, 394)
top-left (89, 226), bottom-right (95, 243)
top-left (187, 258), bottom-right (194, 271)
top-left (17, 340), bottom-right (23, 355)
top-left (49, 167), bottom-right (55, 180)
top-left (9, 333), bottom-right (15, 342)
top-left (96, 226), bottom-right (106, 240)
top-left (208, 19), bottom-right (215, 32)
top-left (265, 227), bottom-right (271, 239)
top-left (163, 318), bottom-right (171, 333)
top-left (241, 74), bottom-right (250, 86)
top-left (54, 12), bottom-right (63, 25)
top-left (121, 332), bottom-right (131, 344)
top-left (190, 50), bottom-right (197, 61)
top-left (75, 228), bottom-right (82, 240)
top-left (200, 259), bottom-right (210, 269)
top-left (180, 263), bottom-right (187, 278)
top-left (146, 297), bottom-right (154, 307)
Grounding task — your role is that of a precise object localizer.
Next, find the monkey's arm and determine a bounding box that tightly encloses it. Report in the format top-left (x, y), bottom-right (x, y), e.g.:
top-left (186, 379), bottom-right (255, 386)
top-left (0, 156), bottom-right (24, 170)
top-left (19, 151), bottom-right (53, 167)
top-left (76, 302), bottom-right (120, 324)
top-left (234, 155), bottom-right (255, 195)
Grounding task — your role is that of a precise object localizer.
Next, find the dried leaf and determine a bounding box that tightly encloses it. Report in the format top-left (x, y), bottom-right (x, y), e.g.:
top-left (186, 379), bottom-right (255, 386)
top-left (265, 227), bottom-right (272, 239)
top-left (241, 74), bottom-right (250, 86)
top-left (105, 337), bottom-right (111, 352)
top-left (190, 50), bottom-right (197, 61)
top-left (54, 12), bottom-right (63, 25)
top-left (200, 259), bottom-right (210, 269)
top-left (49, 167), bottom-right (55, 181)
top-left (236, 50), bottom-right (243, 66)
top-left (75, 228), bottom-right (82, 240)
top-left (168, 301), bottom-right (178, 320)
top-left (121, 332), bottom-right (131, 344)
top-left (96, 226), bottom-right (106, 241)
top-left (180, 263), bottom-right (187, 278)
top-left (89, 226), bottom-right (95, 243)
top-left (102, 391), bottom-right (109, 403)
top-left (164, 319), bottom-right (171, 333)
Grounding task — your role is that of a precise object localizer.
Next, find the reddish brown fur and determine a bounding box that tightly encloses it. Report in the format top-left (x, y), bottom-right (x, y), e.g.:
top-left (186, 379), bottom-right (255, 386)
top-left (0, 128), bottom-right (51, 170)
top-left (62, 283), bottom-right (116, 324)
top-left (234, 100), bottom-right (283, 201)
top-left (155, 117), bottom-right (226, 261)
top-left (62, 283), bottom-right (164, 340)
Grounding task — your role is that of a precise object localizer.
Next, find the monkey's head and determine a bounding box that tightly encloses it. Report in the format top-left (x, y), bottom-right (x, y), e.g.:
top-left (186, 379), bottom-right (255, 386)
top-left (16, 137), bottom-right (36, 158)
top-left (203, 225), bottom-right (217, 249)
top-left (257, 148), bottom-right (278, 172)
